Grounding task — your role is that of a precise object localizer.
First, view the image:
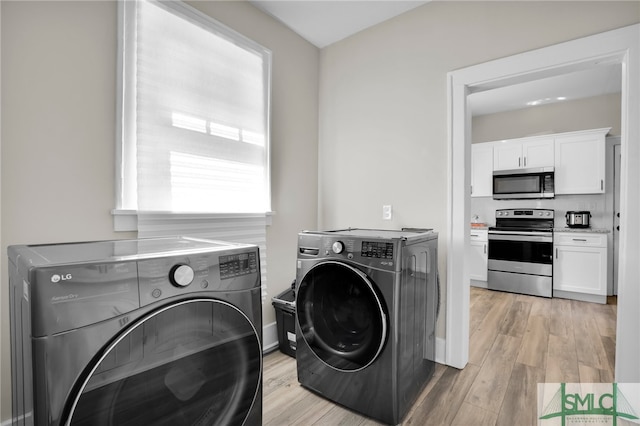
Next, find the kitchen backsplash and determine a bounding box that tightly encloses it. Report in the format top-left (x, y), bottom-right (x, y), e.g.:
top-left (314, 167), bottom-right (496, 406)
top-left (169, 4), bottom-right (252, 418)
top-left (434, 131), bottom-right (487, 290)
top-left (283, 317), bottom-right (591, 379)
top-left (470, 193), bottom-right (612, 230)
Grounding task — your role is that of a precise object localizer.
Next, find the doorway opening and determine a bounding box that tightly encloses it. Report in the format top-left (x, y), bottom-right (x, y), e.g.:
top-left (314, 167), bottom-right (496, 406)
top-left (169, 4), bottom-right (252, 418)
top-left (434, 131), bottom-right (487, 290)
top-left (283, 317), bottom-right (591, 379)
top-left (446, 24), bottom-right (639, 382)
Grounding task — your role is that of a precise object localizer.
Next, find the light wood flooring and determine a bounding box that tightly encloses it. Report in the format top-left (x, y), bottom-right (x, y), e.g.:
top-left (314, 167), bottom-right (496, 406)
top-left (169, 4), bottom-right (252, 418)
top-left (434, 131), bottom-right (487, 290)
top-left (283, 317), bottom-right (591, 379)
top-left (262, 287), bottom-right (617, 425)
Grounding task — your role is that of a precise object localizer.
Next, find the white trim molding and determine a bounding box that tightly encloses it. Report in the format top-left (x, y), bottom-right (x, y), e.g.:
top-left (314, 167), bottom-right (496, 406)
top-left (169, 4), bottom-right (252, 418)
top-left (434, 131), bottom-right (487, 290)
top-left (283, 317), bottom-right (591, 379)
top-left (447, 24), bottom-right (640, 380)
top-left (112, 209), bottom-right (274, 232)
top-left (263, 321), bottom-right (279, 354)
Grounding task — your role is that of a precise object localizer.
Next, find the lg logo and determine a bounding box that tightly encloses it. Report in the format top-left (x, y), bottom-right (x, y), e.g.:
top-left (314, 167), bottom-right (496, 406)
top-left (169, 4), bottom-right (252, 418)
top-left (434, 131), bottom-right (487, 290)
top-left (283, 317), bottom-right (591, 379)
top-left (51, 273), bottom-right (73, 283)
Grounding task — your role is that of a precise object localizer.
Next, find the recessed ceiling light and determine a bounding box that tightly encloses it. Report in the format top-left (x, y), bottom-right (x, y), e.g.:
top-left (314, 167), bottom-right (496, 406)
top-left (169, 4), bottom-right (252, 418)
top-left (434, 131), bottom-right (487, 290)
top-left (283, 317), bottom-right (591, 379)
top-left (526, 96), bottom-right (568, 107)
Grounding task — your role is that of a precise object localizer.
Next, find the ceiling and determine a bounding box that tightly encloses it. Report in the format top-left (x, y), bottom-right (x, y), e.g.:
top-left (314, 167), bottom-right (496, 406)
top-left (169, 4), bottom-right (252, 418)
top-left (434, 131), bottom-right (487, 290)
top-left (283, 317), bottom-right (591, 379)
top-left (249, 1), bottom-right (622, 116)
top-left (469, 62), bottom-right (622, 116)
top-left (249, 0), bottom-right (429, 48)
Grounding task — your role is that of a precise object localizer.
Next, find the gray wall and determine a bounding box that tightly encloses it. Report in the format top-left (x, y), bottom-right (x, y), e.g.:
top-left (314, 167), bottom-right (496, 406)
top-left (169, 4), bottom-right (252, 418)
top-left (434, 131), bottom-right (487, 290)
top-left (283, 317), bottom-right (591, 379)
top-left (0, 1), bottom-right (319, 421)
top-left (318, 2), bottom-right (639, 340)
top-left (472, 93), bottom-right (622, 143)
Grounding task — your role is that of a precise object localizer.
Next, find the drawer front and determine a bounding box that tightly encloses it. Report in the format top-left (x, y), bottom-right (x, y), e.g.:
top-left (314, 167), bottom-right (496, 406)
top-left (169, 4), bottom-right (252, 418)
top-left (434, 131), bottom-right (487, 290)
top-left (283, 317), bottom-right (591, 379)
top-left (554, 232), bottom-right (606, 247)
top-left (470, 230), bottom-right (488, 242)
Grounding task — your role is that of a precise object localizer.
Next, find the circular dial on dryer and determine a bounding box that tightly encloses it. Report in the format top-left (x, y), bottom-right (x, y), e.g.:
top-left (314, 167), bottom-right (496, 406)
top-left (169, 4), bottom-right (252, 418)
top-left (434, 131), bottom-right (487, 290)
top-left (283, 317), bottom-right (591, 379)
top-left (331, 241), bottom-right (345, 254)
top-left (169, 264), bottom-right (194, 287)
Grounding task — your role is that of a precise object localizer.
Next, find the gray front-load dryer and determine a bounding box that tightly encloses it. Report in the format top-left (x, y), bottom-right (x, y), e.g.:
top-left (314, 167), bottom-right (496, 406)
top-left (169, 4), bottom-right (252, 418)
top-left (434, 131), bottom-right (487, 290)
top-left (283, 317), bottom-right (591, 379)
top-left (295, 229), bottom-right (438, 425)
top-left (8, 237), bottom-right (262, 426)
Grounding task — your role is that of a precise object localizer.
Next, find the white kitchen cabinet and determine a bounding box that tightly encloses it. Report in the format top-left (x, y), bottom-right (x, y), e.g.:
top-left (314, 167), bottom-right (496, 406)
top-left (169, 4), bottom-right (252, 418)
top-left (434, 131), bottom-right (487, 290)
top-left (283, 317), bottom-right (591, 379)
top-left (493, 136), bottom-right (554, 171)
top-left (469, 229), bottom-right (488, 284)
top-left (471, 143), bottom-right (493, 197)
top-left (553, 232), bottom-right (607, 304)
top-left (554, 128), bottom-right (609, 194)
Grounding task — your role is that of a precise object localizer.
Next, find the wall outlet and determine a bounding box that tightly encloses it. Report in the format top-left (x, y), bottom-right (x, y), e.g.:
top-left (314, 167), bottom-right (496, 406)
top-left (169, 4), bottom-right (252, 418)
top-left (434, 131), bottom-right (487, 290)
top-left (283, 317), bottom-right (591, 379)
top-left (382, 205), bottom-right (392, 220)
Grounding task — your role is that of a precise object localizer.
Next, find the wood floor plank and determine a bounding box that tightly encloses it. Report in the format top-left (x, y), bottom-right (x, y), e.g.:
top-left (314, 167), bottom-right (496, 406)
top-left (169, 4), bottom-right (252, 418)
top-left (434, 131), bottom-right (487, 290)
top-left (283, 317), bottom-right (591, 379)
top-left (469, 288), bottom-right (496, 334)
top-left (468, 291), bottom-right (512, 366)
top-left (549, 297), bottom-right (573, 338)
top-left (571, 300), bottom-right (610, 370)
top-left (579, 363), bottom-right (614, 383)
top-left (528, 294), bottom-right (552, 318)
top-left (496, 362), bottom-right (546, 426)
top-left (498, 299), bottom-right (532, 338)
top-left (261, 288), bottom-right (617, 425)
top-left (601, 335), bottom-right (616, 372)
top-left (465, 333), bottom-right (521, 413)
top-left (404, 364), bottom-right (480, 425)
top-left (314, 404), bottom-right (367, 426)
top-left (588, 302), bottom-right (617, 338)
top-left (516, 313), bottom-right (549, 369)
top-left (450, 402), bottom-right (498, 426)
top-left (545, 334), bottom-right (580, 383)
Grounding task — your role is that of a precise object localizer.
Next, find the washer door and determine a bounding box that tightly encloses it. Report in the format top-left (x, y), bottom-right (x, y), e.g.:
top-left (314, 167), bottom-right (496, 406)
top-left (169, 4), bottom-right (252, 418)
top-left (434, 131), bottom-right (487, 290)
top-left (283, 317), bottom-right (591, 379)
top-left (297, 261), bottom-right (387, 372)
top-left (64, 299), bottom-right (261, 426)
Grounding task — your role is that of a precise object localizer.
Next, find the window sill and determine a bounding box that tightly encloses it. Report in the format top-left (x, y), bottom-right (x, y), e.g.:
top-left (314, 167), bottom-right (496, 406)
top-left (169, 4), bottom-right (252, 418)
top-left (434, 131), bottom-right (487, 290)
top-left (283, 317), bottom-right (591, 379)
top-left (111, 209), bottom-right (274, 232)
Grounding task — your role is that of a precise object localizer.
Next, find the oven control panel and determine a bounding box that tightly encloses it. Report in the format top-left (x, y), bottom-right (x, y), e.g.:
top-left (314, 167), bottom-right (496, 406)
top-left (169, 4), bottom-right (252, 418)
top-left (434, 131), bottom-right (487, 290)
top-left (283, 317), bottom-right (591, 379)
top-left (496, 209), bottom-right (554, 218)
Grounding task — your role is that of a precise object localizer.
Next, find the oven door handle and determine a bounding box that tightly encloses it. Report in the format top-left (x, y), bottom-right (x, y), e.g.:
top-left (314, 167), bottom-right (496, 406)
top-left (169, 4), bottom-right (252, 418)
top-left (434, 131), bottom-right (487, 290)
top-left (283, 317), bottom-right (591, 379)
top-left (488, 233), bottom-right (552, 243)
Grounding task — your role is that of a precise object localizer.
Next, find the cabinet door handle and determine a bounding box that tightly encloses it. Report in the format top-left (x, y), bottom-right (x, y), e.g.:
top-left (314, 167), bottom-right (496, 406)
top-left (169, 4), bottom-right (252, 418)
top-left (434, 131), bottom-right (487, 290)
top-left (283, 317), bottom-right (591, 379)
top-left (518, 157), bottom-right (521, 167)
top-left (572, 238), bottom-right (587, 242)
top-left (524, 157), bottom-right (527, 167)
top-left (601, 179), bottom-right (604, 190)
top-left (484, 244), bottom-right (487, 254)
top-left (555, 248), bottom-right (558, 259)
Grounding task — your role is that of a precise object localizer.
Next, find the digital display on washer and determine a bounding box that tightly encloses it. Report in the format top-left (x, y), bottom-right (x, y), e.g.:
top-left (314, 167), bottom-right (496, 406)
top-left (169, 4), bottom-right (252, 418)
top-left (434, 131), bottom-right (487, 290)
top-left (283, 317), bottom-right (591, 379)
top-left (361, 241), bottom-right (394, 259)
top-left (219, 252), bottom-right (258, 279)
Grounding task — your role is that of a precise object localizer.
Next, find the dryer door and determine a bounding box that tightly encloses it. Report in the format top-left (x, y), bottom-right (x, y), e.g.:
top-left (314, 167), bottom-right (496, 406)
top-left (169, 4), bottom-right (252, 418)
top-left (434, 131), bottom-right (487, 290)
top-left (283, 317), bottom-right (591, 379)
top-left (297, 261), bottom-right (388, 372)
top-left (64, 299), bottom-right (261, 426)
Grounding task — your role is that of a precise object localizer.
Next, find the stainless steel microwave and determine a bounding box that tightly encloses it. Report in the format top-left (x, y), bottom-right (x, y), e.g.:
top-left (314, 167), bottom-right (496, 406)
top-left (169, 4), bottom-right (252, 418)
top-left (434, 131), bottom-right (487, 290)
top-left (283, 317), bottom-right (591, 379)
top-left (492, 167), bottom-right (554, 199)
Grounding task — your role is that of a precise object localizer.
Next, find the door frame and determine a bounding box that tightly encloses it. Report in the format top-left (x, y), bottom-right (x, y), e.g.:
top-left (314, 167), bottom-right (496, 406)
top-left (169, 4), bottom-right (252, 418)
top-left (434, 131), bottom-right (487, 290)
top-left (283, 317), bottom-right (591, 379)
top-left (446, 24), bottom-right (640, 382)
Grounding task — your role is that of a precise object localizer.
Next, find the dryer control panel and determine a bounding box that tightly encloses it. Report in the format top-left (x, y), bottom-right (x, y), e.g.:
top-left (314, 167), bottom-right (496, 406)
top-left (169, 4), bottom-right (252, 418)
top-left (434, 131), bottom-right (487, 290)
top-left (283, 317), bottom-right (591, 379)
top-left (361, 241), bottom-right (394, 259)
top-left (138, 248), bottom-right (260, 307)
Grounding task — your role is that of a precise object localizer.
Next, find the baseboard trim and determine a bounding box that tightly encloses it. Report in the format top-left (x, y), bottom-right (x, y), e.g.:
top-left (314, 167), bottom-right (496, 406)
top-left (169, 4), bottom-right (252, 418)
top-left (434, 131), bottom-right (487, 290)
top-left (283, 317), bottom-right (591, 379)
top-left (2, 413), bottom-right (30, 426)
top-left (435, 337), bottom-right (446, 365)
top-left (262, 321), bottom-right (279, 353)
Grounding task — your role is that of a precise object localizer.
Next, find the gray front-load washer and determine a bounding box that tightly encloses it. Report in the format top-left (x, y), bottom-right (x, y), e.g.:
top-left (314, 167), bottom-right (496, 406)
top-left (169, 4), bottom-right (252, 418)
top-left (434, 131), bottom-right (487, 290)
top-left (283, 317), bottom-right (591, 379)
top-left (8, 237), bottom-right (262, 426)
top-left (295, 229), bottom-right (438, 425)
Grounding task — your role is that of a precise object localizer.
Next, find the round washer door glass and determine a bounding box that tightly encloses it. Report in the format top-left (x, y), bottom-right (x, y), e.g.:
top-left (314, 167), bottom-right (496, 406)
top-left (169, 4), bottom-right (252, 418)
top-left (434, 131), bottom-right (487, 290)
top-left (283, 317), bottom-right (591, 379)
top-left (297, 261), bottom-right (387, 371)
top-left (65, 299), bottom-right (261, 426)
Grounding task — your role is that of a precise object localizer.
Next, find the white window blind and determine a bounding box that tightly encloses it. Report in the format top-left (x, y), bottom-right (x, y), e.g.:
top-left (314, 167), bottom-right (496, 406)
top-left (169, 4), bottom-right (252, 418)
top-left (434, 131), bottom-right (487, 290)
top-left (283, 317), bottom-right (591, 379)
top-left (117, 0), bottom-right (272, 301)
top-left (118, 0), bottom-right (271, 213)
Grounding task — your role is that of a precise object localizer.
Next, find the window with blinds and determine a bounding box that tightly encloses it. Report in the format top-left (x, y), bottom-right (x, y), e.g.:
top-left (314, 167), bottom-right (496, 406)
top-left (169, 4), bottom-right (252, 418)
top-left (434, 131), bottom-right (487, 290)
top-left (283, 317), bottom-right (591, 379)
top-left (116, 0), bottom-right (272, 301)
top-left (117, 0), bottom-right (271, 214)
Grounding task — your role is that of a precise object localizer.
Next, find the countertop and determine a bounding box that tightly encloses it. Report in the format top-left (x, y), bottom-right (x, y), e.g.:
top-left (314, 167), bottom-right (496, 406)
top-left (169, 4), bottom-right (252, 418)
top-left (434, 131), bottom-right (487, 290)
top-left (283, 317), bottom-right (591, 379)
top-left (470, 224), bottom-right (489, 230)
top-left (553, 227), bottom-right (611, 234)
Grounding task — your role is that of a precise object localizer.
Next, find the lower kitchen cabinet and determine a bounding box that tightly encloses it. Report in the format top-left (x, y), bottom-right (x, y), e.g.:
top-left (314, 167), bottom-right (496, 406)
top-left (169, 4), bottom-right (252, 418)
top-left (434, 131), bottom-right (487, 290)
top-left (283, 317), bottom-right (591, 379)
top-left (553, 232), bottom-right (607, 304)
top-left (470, 229), bottom-right (488, 284)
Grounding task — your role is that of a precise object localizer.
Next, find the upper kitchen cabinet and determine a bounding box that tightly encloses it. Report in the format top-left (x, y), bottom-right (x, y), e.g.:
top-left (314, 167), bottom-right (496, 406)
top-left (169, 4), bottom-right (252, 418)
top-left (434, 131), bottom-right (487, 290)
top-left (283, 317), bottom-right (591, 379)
top-left (471, 143), bottom-right (493, 197)
top-left (554, 128), bottom-right (610, 194)
top-left (493, 136), bottom-right (554, 171)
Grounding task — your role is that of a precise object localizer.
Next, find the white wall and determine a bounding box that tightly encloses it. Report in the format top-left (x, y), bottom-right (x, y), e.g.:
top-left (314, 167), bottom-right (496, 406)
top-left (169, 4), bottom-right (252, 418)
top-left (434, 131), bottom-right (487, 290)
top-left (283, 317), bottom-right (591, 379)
top-left (0, 1), bottom-right (319, 421)
top-left (318, 2), bottom-right (639, 340)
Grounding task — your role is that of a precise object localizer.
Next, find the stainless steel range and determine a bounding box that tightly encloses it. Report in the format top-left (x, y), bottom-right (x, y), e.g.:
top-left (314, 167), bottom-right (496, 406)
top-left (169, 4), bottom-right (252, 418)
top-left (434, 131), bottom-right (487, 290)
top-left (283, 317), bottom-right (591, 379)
top-left (488, 209), bottom-right (554, 297)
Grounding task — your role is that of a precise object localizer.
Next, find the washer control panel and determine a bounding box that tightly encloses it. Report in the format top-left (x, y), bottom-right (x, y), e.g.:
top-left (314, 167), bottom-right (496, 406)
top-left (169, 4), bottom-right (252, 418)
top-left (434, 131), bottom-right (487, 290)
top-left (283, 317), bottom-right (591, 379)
top-left (361, 241), bottom-right (394, 259)
top-left (219, 252), bottom-right (258, 279)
